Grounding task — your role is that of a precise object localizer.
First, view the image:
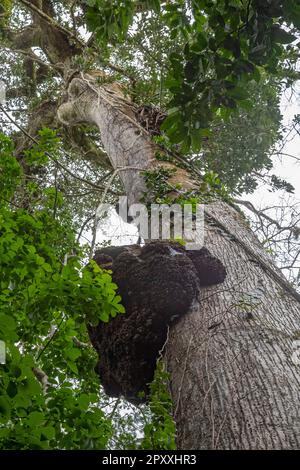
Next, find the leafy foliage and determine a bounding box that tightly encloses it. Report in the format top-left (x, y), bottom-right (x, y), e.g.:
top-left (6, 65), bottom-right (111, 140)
top-left (86, 0), bottom-right (299, 153)
top-left (198, 78), bottom-right (283, 194)
top-left (140, 362), bottom-right (176, 450)
top-left (0, 133), bottom-right (125, 449)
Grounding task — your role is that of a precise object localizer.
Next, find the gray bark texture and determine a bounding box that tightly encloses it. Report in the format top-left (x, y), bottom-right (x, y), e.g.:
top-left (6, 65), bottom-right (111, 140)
top-left (166, 201), bottom-right (300, 449)
top-left (58, 76), bottom-right (300, 450)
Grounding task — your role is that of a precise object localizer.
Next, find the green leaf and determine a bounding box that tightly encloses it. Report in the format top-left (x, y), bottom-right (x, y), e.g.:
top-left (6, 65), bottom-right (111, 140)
top-left (192, 32), bottom-right (207, 52)
top-left (65, 347), bottom-right (82, 361)
top-left (6, 381), bottom-right (18, 398)
top-left (190, 132), bottom-right (202, 153)
top-left (27, 411), bottom-right (45, 427)
top-left (271, 26), bottom-right (297, 44)
top-left (67, 361), bottom-right (79, 374)
top-left (114, 303), bottom-right (125, 313)
top-left (160, 112), bottom-right (181, 131)
top-left (223, 35), bottom-right (241, 58)
top-left (41, 426), bottom-right (55, 441)
top-left (0, 314), bottom-right (17, 339)
top-left (0, 396), bottom-right (11, 420)
top-left (77, 394), bottom-right (90, 410)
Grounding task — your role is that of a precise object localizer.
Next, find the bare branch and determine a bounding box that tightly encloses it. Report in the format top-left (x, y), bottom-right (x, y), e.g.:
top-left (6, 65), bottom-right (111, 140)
top-left (234, 198), bottom-right (300, 234)
top-left (0, 46), bottom-right (64, 73)
top-left (32, 367), bottom-right (49, 393)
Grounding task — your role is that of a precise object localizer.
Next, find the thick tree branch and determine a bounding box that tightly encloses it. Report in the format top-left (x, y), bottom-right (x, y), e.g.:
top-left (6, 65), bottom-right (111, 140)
top-left (64, 125), bottom-right (111, 168)
top-left (4, 24), bottom-right (41, 49)
top-left (18, 0), bottom-right (85, 49)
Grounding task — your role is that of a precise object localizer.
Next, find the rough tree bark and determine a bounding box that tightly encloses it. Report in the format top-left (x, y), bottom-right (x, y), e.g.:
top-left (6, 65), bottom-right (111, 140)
top-left (57, 74), bottom-right (300, 450)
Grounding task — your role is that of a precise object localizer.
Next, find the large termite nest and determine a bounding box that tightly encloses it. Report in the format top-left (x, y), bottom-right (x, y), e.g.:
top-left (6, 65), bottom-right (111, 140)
top-left (88, 241), bottom-right (226, 403)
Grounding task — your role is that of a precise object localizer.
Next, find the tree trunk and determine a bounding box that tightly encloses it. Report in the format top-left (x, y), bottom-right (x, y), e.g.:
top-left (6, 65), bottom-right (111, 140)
top-left (58, 75), bottom-right (300, 450)
top-left (165, 200), bottom-right (300, 449)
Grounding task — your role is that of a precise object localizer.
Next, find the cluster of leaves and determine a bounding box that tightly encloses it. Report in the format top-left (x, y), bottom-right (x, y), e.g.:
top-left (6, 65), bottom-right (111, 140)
top-left (85, 0), bottom-right (299, 153)
top-left (140, 362), bottom-right (176, 450)
top-left (142, 167), bottom-right (178, 203)
top-left (85, 0), bottom-right (160, 43)
top-left (142, 163), bottom-right (230, 208)
top-left (152, 76), bottom-right (284, 195)
top-left (0, 133), bottom-right (126, 449)
top-left (197, 78), bottom-right (283, 194)
top-left (270, 174), bottom-right (295, 193)
top-left (162, 0), bottom-right (299, 143)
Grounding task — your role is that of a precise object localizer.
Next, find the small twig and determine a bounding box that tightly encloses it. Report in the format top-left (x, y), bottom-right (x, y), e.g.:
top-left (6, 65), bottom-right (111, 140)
top-left (157, 325), bottom-right (170, 362)
top-left (76, 214), bottom-right (95, 243)
top-left (72, 336), bottom-right (89, 349)
top-left (36, 318), bottom-right (64, 361)
top-left (0, 46), bottom-right (63, 73)
top-left (205, 207), bottom-right (300, 305)
top-left (0, 195), bottom-right (27, 210)
top-left (234, 198), bottom-right (299, 232)
top-left (109, 397), bottom-right (121, 420)
top-left (70, 0), bottom-right (77, 35)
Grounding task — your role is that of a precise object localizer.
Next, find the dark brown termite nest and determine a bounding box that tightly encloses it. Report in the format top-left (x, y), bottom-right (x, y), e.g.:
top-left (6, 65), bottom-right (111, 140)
top-left (88, 241), bottom-right (226, 404)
